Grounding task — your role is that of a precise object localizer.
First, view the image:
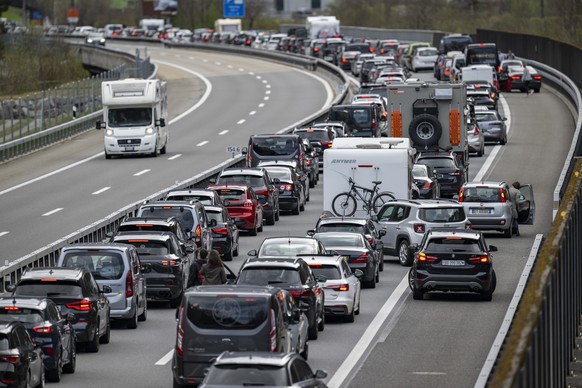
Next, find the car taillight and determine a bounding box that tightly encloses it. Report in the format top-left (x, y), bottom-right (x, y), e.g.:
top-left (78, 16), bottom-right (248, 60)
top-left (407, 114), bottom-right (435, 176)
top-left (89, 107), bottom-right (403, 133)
top-left (422, 182), bottom-right (432, 190)
top-left (280, 184), bottom-right (293, 191)
top-left (314, 47), bottom-right (319, 52)
top-left (417, 252), bottom-right (437, 262)
top-left (176, 306), bottom-right (184, 357)
top-left (469, 255), bottom-right (490, 264)
top-left (353, 252), bottom-right (369, 263)
top-left (126, 270), bottom-right (134, 298)
top-left (458, 188), bottom-right (465, 202)
top-left (269, 309), bottom-right (277, 352)
top-left (213, 227), bottom-right (229, 235)
top-left (161, 260), bottom-right (177, 266)
top-left (342, 58), bottom-right (348, 63)
top-left (0, 356), bottom-right (19, 364)
top-left (444, 69), bottom-right (450, 75)
top-left (43, 347), bottom-right (54, 357)
top-left (511, 75), bottom-right (521, 80)
top-left (289, 289), bottom-right (310, 299)
top-left (533, 75), bottom-right (542, 80)
top-left (413, 224), bottom-right (425, 233)
top-left (244, 200), bottom-right (254, 207)
top-left (473, 127), bottom-right (480, 135)
top-left (320, 141), bottom-right (332, 148)
top-left (500, 188), bottom-right (507, 202)
top-left (367, 236), bottom-right (374, 246)
top-left (306, 160), bottom-right (311, 166)
top-left (327, 284), bottom-right (350, 291)
top-left (66, 298), bottom-right (91, 311)
top-left (33, 324), bottom-right (52, 334)
top-left (196, 224), bottom-right (201, 238)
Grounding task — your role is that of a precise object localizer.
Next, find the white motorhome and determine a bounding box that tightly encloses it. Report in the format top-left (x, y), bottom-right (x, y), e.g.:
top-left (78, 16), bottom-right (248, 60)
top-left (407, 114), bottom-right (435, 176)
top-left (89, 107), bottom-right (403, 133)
top-left (323, 138), bottom-right (417, 217)
top-left (460, 64), bottom-right (499, 88)
top-left (97, 79), bottom-right (168, 159)
top-left (306, 16), bottom-right (340, 40)
top-left (214, 18), bottom-right (242, 34)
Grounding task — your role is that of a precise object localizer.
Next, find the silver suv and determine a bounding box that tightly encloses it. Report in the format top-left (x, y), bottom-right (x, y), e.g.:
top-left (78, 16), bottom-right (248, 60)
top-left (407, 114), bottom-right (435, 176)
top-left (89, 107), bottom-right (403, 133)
top-left (373, 199), bottom-right (471, 266)
top-left (458, 181), bottom-right (514, 237)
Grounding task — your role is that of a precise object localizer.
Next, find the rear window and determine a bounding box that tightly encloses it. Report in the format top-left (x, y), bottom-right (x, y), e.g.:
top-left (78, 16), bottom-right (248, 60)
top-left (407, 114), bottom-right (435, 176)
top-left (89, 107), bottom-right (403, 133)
top-left (309, 264), bottom-right (341, 280)
top-left (251, 137), bottom-right (298, 157)
top-left (329, 107), bottom-right (372, 128)
top-left (166, 194), bottom-right (214, 205)
top-left (15, 282), bottom-right (83, 298)
top-left (462, 187), bottom-right (502, 203)
top-left (0, 308), bottom-right (44, 324)
top-left (417, 157), bottom-right (455, 170)
top-left (0, 334), bottom-right (9, 350)
top-left (139, 207), bottom-right (196, 231)
top-left (205, 210), bottom-right (225, 224)
top-left (419, 48), bottom-right (438, 56)
top-left (186, 295), bottom-right (269, 330)
top-left (263, 168), bottom-right (292, 182)
top-left (237, 267), bottom-right (301, 286)
top-left (258, 241), bottom-right (318, 256)
top-left (218, 175), bottom-right (265, 189)
top-left (295, 130), bottom-right (329, 141)
top-left (216, 189), bottom-right (246, 201)
top-left (61, 252), bottom-right (125, 280)
top-left (315, 234), bottom-right (364, 248)
top-left (205, 365), bottom-right (286, 386)
top-left (426, 237), bottom-right (482, 253)
top-left (318, 223), bottom-right (364, 234)
top-left (118, 224), bottom-right (171, 233)
top-left (419, 208), bottom-right (465, 222)
top-left (117, 240), bottom-right (169, 256)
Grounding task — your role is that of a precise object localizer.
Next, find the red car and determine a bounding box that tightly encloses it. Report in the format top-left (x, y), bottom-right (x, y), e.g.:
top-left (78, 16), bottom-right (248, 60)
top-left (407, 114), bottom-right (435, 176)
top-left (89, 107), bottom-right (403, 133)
top-left (207, 184), bottom-right (264, 236)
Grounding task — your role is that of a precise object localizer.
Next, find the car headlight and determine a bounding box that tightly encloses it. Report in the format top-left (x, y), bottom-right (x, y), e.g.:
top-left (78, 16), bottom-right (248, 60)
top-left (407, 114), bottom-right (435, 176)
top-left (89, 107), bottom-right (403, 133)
top-left (106, 129), bottom-right (113, 136)
top-left (87, 39), bottom-right (93, 43)
top-left (146, 127), bottom-right (154, 134)
top-left (100, 39), bottom-right (105, 43)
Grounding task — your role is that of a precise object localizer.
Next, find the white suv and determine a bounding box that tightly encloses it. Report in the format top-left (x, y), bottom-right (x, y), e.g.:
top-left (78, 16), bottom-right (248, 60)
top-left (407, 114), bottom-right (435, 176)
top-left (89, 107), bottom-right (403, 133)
top-left (373, 199), bottom-right (471, 266)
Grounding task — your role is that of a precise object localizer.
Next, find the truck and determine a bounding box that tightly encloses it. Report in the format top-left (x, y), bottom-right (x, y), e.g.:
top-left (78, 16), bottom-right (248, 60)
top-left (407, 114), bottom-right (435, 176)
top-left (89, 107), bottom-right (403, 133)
top-left (382, 81), bottom-right (469, 168)
top-left (97, 78), bottom-right (168, 159)
top-left (323, 138), bottom-right (417, 217)
top-left (214, 18), bottom-right (242, 34)
top-left (460, 64), bottom-right (499, 89)
top-left (306, 16), bottom-right (340, 40)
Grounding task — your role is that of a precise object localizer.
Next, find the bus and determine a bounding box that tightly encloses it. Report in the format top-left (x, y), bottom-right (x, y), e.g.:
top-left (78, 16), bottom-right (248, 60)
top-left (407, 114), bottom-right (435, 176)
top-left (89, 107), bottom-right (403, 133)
top-left (465, 43), bottom-right (500, 71)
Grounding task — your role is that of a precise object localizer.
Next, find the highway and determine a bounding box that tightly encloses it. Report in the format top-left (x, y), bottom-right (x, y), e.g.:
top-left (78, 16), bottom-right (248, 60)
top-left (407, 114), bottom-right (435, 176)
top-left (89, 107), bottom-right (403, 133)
top-left (0, 42), bottom-right (576, 387)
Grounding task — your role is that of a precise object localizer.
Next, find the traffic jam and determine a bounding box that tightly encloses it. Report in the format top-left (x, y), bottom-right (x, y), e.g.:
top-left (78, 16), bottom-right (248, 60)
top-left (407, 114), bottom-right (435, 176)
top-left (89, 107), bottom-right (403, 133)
top-left (0, 27), bottom-right (541, 388)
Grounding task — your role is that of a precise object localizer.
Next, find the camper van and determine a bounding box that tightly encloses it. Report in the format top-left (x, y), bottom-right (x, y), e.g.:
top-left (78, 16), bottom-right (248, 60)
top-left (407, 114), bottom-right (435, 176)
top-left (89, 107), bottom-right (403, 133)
top-left (97, 78), bottom-right (168, 159)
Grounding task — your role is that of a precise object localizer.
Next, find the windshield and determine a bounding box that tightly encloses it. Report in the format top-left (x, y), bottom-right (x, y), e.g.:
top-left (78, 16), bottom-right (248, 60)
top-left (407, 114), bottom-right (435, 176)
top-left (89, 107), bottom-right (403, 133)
top-left (264, 168), bottom-right (291, 181)
top-left (206, 210), bottom-right (225, 224)
top-left (14, 282), bottom-right (83, 298)
top-left (412, 166), bottom-right (427, 178)
top-left (0, 308), bottom-right (44, 324)
top-left (318, 224), bottom-right (364, 234)
top-left (309, 265), bottom-right (341, 280)
top-left (186, 295), bottom-right (269, 330)
top-left (418, 208), bottom-right (465, 222)
top-left (258, 240), bottom-right (318, 256)
top-left (204, 365), bottom-right (286, 386)
top-left (315, 234), bottom-right (364, 248)
top-left (108, 108), bottom-right (152, 128)
top-left (139, 207), bottom-right (195, 231)
top-left (237, 267), bottom-right (301, 286)
top-left (216, 189), bottom-right (246, 201)
top-left (251, 137), bottom-right (298, 157)
top-left (417, 158), bottom-right (455, 170)
top-left (295, 130), bottom-right (329, 141)
top-left (61, 252), bottom-right (124, 280)
top-left (218, 175), bottom-right (265, 189)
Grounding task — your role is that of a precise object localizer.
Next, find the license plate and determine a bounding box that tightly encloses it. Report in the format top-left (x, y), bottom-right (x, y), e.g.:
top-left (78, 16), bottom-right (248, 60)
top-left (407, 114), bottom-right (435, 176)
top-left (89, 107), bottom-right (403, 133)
top-left (123, 147), bottom-right (135, 152)
top-left (441, 260), bottom-right (465, 266)
top-left (472, 208), bottom-right (492, 214)
top-left (324, 56), bottom-right (333, 60)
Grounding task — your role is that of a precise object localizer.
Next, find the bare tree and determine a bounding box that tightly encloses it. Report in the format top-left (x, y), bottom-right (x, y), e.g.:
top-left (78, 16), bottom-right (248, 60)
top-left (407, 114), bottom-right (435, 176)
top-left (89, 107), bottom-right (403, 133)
top-left (244, 0), bottom-right (269, 30)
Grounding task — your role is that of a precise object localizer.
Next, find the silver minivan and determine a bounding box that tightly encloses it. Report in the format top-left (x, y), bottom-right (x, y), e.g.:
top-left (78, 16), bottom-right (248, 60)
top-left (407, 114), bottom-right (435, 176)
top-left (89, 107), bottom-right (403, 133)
top-left (57, 243), bottom-right (147, 329)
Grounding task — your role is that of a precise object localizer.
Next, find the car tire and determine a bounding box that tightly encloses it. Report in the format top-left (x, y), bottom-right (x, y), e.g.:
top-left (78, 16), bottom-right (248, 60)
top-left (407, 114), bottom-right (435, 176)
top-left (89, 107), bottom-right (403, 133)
top-left (160, 142), bottom-right (167, 155)
top-left (398, 239), bottom-right (413, 266)
top-left (138, 299), bottom-right (148, 321)
top-left (275, 208), bottom-right (280, 221)
top-left (266, 211), bottom-right (276, 226)
top-left (100, 319), bottom-right (111, 344)
top-left (292, 202), bottom-right (300, 215)
top-left (63, 342), bottom-right (76, 374)
top-left (46, 352), bottom-right (62, 382)
top-left (500, 136), bottom-right (507, 145)
top-left (408, 113), bottom-right (442, 148)
top-left (233, 241), bottom-right (239, 257)
top-left (481, 271), bottom-right (496, 301)
top-left (477, 145), bottom-right (484, 157)
top-left (344, 300), bottom-right (355, 323)
top-left (375, 265), bottom-right (380, 283)
top-left (309, 177), bottom-right (315, 188)
top-left (317, 311), bottom-right (325, 332)
top-left (85, 326), bottom-right (100, 353)
top-left (126, 307), bottom-right (138, 329)
top-left (258, 220), bottom-right (264, 232)
top-left (410, 269), bottom-right (424, 300)
top-left (299, 199), bottom-right (305, 212)
top-left (249, 225), bottom-right (258, 236)
top-left (379, 256), bottom-right (384, 272)
top-left (170, 294), bottom-right (182, 308)
top-left (300, 340), bottom-right (309, 360)
top-left (504, 225), bottom-right (512, 238)
top-left (223, 249), bottom-right (233, 261)
top-left (308, 323), bottom-right (318, 340)
top-left (105, 149), bottom-right (111, 159)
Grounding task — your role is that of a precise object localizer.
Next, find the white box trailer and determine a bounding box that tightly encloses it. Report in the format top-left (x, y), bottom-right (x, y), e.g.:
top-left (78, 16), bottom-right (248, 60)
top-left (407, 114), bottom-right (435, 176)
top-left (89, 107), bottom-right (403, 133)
top-left (460, 64), bottom-right (498, 87)
top-left (323, 138), bottom-right (416, 217)
top-left (306, 16), bottom-right (340, 40)
top-left (97, 78), bottom-right (168, 159)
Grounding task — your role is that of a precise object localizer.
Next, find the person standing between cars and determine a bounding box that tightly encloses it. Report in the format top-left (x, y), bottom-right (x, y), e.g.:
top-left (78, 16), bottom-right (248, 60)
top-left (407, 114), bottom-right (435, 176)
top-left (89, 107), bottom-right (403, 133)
top-left (200, 249), bottom-right (227, 285)
top-left (187, 248), bottom-right (208, 287)
top-left (506, 50), bottom-right (516, 59)
top-left (509, 181), bottom-right (522, 236)
top-left (522, 66), bottom-right (534, 96)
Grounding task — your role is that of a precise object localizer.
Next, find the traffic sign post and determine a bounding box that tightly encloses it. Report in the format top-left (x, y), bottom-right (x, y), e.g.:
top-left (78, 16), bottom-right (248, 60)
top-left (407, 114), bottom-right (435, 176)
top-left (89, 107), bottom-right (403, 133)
top-left (223, 0), bottom-right (245, 18)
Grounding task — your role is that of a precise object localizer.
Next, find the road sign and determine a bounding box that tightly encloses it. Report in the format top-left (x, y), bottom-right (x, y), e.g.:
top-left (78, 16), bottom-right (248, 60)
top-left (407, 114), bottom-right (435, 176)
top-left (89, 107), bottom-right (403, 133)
top-left (223, 0), bottom-right (245, 18)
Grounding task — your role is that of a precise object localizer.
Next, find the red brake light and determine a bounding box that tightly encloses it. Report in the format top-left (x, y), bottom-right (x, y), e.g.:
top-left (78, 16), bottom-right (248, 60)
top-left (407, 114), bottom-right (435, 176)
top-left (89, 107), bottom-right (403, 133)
top-left (469, 256), bottom-right (490, 264)
top-left (367, 236), bottom-right (374, 245)
top-left (212, 227), bottom-right (229, 235)
top-left (511, 75), bottom-right (521, 80)
top-left (327, 284), bottom-right (350, 291)
top-left (418, 252), bottom-right (437, 262)
top-left (413, 224), bottom-right (425, 233)
top-left (289, 289), bottom-right (310, 299)
top-left (533, 75), bottom-right (542, 80)
top-left (244, 200), bottom-right (254, 207)
top-left (33, 324), bottom-right (52, 334)
top-left (196, 224), bottom-right (201, 238)
top-left (421, 182), bottom-right (432, 190)
top-left (161, 260), bottom-right (177, 266)
top-left (353, 252), bottom-right (369, 263)
top-left (458, 188), bottom-right (465, 202)
top-left (473, 127), bottom-right (480, 135)
top-left (0, 356), bottom-right (19, 364)
top-left (314, 47), bottom-right (319, 52)
top-left (66, 298), bottom-right (91, 311)
top-left (269, 309), bottom-right (277, 352)
top-left (3, 307), bottom-right (19, 311)
top-left (176, 307), bottom-right (184, 357)
top-left (500, 188), bottom-right (507, 203)
top-left (126, 270), bottom-right (134, 298)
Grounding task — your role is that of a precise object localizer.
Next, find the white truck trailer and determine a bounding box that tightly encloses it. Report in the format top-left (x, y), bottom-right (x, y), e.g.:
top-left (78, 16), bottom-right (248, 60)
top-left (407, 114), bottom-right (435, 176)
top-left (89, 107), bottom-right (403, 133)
top-left (97, 78), bottom-right (168, 159)
top-left (460, 64), bottom-right (498, 88)
top-left (323, 138), bottom-right (417, 217)
top-left (214, 18), bottom-right (242, 34)
top-left (306, 16), bottom-right (340, 40)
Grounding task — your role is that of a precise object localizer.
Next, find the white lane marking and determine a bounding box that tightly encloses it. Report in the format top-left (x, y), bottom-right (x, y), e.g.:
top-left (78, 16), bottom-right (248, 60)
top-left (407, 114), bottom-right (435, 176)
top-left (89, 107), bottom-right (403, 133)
top-left (237, 119), bottom-right (246, 125)
top-left (264, 96), bottom-right (270, 101)
top-left (202, 58), bottom-right (208, 62)
top-left (249, 111), bottom-right (256, 116)
top-left (327, 276), bottom-right (409, 388)
top-left (227, 65), bottom-right (233, 69)
top-left (256, 75), bottom-right (262, 79)
top-left (134, 169), bottom-right (150, 176)
top-left (258, 103), bottom-right (265, 108)
top-left (160, 52), bottom-right (167, 56)
top-left (215, 61), bottom-right (221, 65)
top-left (174, 54), bottom-right (181, 58)
top-left (0, 232), bottom-right (9, 237)
top-left (262, 80), bottom-right (268, 84)
top-left (410, 372), bottom-right (447, 376)
top-left (42, 208), bottom-right (63, 217)
top-left (0, 61), bottom-right (213, 196)
top-left (238, 68), bottom-right (244, 71)
top-left (168, 154), bottom-right (182, 160)
top-left (219, 130), bottom-right (229, 135)
top-left (266, 84), bottom-right (271, 89)
top-left (188, 56), bottom-right (195, 60)
top-left (197, 141), bottom-right (209, 146)
top-left (266, 90), bottom-right (271, 95)
top-left (473, 94), bottom-right (511, 182)
top-left (155, 349), bottom-right (174, 366)
top-left (249, 72), bottom-right (255, 75)
top-left (92, 187), bottom-right (110, 195)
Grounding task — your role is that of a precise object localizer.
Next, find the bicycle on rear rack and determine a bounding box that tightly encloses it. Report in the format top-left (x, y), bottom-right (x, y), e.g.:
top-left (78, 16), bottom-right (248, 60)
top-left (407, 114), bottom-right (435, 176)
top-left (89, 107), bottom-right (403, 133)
top-left (331, 177), bottom-right (395, 217)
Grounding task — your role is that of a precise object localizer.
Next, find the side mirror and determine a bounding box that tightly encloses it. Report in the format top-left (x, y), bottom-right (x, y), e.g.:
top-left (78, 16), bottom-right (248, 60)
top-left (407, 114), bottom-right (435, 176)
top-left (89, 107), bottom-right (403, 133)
top-left (156, 118), bottom-right (166, 127)
top-left (291, 308), bottom-right (301, 323)
top-left (209, 178), bottom-right (216, 184)
top-left (306, 229), bottom-right (315, 237)
top-left (314, 370), bottom-right (328, 379)
top-left (185, 245), bottom-right (195, 254)
top-left (5, 284), bottom-right (15, 292)
top-left (247, 249), bottom-right (258, 256)
top-left (409, 244), bottom-right (420, 253)
top-left (96, 120), bottom-right (103, 130)
top-left (241, 147), bottom-right (248, 155)
top-left (354, 269), bottom-right (364, 278)
top-left (379, 229), bottom-right (386, 237)
top-left (272, 178), bottom-right (280, 184)
top-left (209, 219), bottom-right (217, 227)
top-left (101, 285), bottom-right (113, 294)
top-left (488, 245), bottom-right (498, 252)
top-left (141, 263), bottom-right (152, 273)
top-left (66, 313), bottom-right (79, 324)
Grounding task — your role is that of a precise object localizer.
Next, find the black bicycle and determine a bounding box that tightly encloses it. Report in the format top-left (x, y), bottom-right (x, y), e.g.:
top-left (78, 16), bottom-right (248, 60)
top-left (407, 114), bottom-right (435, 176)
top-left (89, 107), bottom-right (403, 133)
top-left (331, 177), bottom-right (395, 217)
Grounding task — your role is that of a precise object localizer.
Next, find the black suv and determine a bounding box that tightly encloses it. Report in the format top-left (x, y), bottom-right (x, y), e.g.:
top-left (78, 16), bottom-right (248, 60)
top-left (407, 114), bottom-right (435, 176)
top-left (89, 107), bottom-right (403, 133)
top-left (328, 104), bottom-right (384, 137)
top-left (236, 257), bottom-right (325, 340)
top-left (109, 216), bottom-right (190, 246)
top-left (0, 322), bottom-right (44, 388)
top-left (216, 168), bottom-right (280, 226)
top-left (415, 152), bottom-right (468, 198)
top-left (9, 267), bottom-right (111, 353)
top-left (408, 228), bottom-right (497, 301)
top-left (0, 297), bottom-right (77, 381)
top-left (293, 127), bottom-right (335, 172)
top-left (111, 231), bottom-right (194, 308)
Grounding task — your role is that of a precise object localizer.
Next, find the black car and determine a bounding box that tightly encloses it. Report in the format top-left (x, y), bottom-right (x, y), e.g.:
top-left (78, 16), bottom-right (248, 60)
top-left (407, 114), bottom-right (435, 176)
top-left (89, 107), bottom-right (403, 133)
top-left (199, 352), bottom-right (327, 388)
top-left (408, 228), bottom-right (497, 301)
top-left (307, 216), bottom-right (386, 271)
top-left (415, 152), bottom-right (468, 198)
top-left (236, 257), bottom-right (325, 340)
top-left (293, 127), bottom-right (335, 172)
top-left (474, 108), bottom-right (508, 145)
top-left (0, 298), bottom-right (77, 382)
top-left (412, 164), bottom-right (441, 199)
top-left (466, 83), bottom-right (498, 111)
top-left (299, 137), bottom-right (319, 188)
top-left (260, 166), bottom-right (305, 215)
top-left (9, 267), bottom-right (111, 353)
top-left (204, 204), bottom-right (239, 261)
top-left (0, 322), bottom-right (45, 388)
top-left (109, 216), bottom-right (191, 246)
top-left (327, 104), bottom-right (384, 138)
top-left (111, 231), bottom-right (194, 307)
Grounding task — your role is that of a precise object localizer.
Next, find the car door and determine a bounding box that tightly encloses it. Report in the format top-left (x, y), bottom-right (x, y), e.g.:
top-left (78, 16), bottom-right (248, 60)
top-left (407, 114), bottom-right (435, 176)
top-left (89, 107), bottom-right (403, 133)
top-left (366, 220), bottom-right (384, 257)
top-left (224, 208), bottom-right (239, 248)
top-left (87, 273), bottom-right (108, 334)
top-left (342, 260), bottom-right (360, 307)
top-left (48, 302), bottom-right (70, 364)
top-left (131, 249), bottom-right (147, 305)
top-left (518, 184), bottom-right (536, 224)
top-left (18, 326), bottom-right (43, 387)
top-left (197, 206), bottom-right (212, 251)
top-left (376, 204), bottom-right (398, 251)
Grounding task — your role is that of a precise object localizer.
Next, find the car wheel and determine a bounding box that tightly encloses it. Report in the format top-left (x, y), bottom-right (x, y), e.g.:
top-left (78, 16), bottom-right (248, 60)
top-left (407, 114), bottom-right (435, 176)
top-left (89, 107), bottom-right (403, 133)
top-left (46, 352), bottom-right (62, 382)
top-left (275, 207), bottom-right (280, 221)
top-left (366, 275), bottom-right (376, 288)
top-left (300, 340), bottom-right (309, 360)
top-left (308, 323), bottom-right (318, 340)
top-left (170, 294), bottom-right (182, 308)
top-left (317, 311), bottom-right (325, 332)
top-left (160, 141), bottom-right (167, 154)
top-left (85, 326), bottom-right (100, 353)
top-left (344, 299), bottom-right (355, 323)
top-left (249, 224), bottom-right (258, 236)
top-left (292, 201), bottom-right (301, 215)
top-left (398, 240), bottom-right (412, 266)
top-left (481, 271), bottom-right (496, 301)
top-left (258, 219), bottom-right (264, 232)
top-left (379, 253), bottom-right (384, 271)
top-left (138, 300), bottom-right (148, 322)
top-left (500, 136), bottom-right (507, 145)
top-left (299, 199), bottom-right (305, 212)
top-left (266, 211), bottom-right (276, 226)
top-left (409, 269), bottom-right (424, 300)
top-left (126, 307), bottom-right (138, 329)
top-left (100, 318), bottom-right (111, 344)
top-left (375, 265), bottom-right (380, 283)
top-left (477, 145), bottom-right (484, 157)
top-left (504, 225), bottom-right (512, 238)
top-left (63, 342), bottom-right (76, 374)
top-left (105, 149), bottom-right (111, 159)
